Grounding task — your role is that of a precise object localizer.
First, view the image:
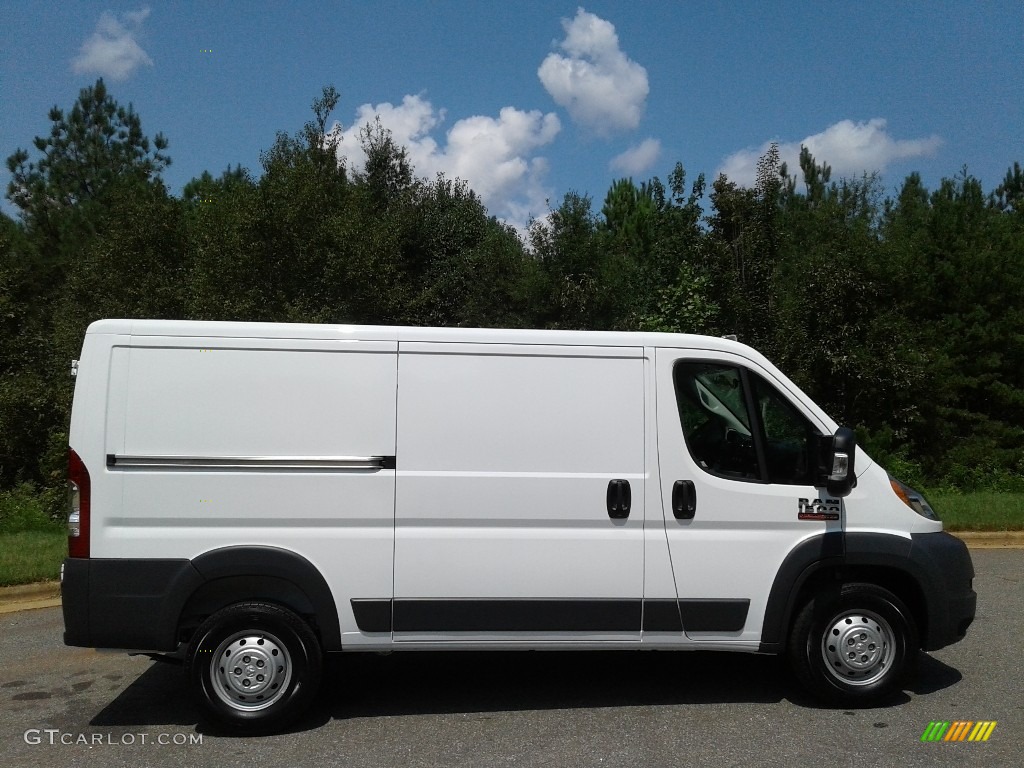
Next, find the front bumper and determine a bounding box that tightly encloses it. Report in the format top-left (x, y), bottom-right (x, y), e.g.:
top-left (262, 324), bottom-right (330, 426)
top-left (909, 532), bottom-right (976, 650)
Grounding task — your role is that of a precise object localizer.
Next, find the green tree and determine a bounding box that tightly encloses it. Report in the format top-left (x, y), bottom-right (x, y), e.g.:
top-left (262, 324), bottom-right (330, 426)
top-left (6, 78), bottom-right (169, 240)
top-left (772, 151), bottom-right (922, 440)
top-left (877, 167), bottom-right (1024, 486)
top-left (356, 118), bottom-right (415, 210)
top-left (249, 86), bottom-right (351, 321)
top-left (0, 213), bottom-right (56, 487)
top-left (182, 166), bottom-right (263, 320)
top-left (637, 164), bottom-right (717, 334)
top-left (706, 143), bottom-right (784, 350)
top-left (530, 192), bottom-right (604, 329)
top-left (601, 177), bottom-right (657, 255)
top-left (1, 80), bottom-right (176, 493)
top-left (399, 175), bottom-right (543, 327)
top-left (597, 177), bottom-right (661, 329)
top-left (992, 161), bottom-right (1024, 214)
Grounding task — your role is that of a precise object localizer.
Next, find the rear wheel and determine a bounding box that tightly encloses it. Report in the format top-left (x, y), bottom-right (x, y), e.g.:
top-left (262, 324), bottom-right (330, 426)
top-left (789, 583), bottom-right (917, 705)
top-left (186, 602), bottom-right (322, 733)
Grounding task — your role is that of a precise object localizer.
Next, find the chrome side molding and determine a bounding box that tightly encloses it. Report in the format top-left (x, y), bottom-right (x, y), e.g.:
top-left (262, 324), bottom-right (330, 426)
top-left (106, 454), bottom-right (395, 470)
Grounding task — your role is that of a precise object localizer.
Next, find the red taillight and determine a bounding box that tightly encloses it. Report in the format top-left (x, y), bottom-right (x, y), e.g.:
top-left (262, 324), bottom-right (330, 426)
top-left (68, 448), bottom-right (91, 558)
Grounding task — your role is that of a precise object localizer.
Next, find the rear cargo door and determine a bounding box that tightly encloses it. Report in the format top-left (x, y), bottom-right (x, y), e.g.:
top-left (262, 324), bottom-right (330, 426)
top-left (392, 342), bottom-right (646, 642)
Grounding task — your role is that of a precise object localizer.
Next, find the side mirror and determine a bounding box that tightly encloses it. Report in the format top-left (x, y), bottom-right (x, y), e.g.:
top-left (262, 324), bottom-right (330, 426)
top-left (825, 426), bottom-right (857, 497)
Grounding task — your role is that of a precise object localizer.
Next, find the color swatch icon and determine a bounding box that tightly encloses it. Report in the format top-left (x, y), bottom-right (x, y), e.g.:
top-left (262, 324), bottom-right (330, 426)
top-left (921, 721), bottom-right (997, 742)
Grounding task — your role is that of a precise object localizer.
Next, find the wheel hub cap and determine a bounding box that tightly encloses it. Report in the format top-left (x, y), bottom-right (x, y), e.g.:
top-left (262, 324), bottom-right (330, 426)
top-left (821, 611), bottom-right (895, 686)
top-left (211, 631), bottom-right (292, 711)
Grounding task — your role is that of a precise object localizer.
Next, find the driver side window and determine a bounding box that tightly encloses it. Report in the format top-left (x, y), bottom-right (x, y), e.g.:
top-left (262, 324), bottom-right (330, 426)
top-left (673, 362), bottom-right (760, 481)
top-left (673, 361), bottom-right (822, 485)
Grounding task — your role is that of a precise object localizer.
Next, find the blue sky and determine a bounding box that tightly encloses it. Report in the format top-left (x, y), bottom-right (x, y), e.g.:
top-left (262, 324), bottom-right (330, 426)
top-left (2, 2), bottom-right (1022, 231)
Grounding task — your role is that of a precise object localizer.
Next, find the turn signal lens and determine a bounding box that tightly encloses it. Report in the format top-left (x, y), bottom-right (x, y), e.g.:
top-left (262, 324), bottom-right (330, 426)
top-left (889, 476), bottom-right (939, 521)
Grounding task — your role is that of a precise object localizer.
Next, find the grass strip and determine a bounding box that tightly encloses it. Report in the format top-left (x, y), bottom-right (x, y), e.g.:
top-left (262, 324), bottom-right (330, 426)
top-left (927, 491), bottom-right (1024, 531)
top-left (0, 531), bottom-right (67, 587)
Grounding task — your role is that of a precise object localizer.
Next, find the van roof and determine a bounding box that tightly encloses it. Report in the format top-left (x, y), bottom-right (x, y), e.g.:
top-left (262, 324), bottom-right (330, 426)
top-left (87, 318), bottom-right (758, 357)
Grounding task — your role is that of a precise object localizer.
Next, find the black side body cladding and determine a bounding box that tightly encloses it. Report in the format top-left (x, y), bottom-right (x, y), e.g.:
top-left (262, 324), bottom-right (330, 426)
top-left (678, 599), bottom-right (750, 632)
top-left (351, 599), bottom-right (392, 633)
top-left (758, 530), bottom-right (976, 653)
top-left (394, 600), bottom-right (642, 633)
top-left (350, 598), bottom-right (749, 634)
top-left (62, 546), bottom-right (341, 652)
top-left (60, 558), bottom-right (91, 647)
top-left (63, 557), bottom-right (202, 650)
top-left (64, 535), bottom-right (973, 654)
top-left (642, 599), bottom-right (682, 632)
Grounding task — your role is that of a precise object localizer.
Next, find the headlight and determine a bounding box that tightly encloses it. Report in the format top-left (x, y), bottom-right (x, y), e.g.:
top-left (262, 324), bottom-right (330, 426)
top-left (889, 476), bottom-right (939, 520)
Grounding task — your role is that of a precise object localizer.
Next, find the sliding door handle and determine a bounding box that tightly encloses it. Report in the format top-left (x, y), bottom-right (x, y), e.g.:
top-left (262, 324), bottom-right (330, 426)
top-left (672, 480), bottom-right (696, 520)
top-left (607, 479), bottom-right (631, 519)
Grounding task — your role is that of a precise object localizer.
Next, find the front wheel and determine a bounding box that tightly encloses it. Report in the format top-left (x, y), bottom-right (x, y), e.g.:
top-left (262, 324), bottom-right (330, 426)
top-left (789, 583), bottom-right (917, 705)
top-left (186, 602), bottom-right (322, 733)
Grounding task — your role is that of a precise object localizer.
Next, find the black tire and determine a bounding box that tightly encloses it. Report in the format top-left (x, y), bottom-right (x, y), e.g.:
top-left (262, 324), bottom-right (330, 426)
top-left (186, 602), bottom-right (322, 733)
top-left (788, 583), bottom-right (917, 705)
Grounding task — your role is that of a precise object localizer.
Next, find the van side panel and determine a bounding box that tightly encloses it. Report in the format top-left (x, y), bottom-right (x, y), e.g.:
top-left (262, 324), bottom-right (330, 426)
top-left (393, 342), bottom-right (646, 642)
top-left (121, 341), bottom-right (394, 457)
top-left (92, 336), bottom-right (397, 647)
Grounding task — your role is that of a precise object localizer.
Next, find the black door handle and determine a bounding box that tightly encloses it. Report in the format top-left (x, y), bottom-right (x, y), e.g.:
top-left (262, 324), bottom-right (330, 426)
top-left (672, 480), bottom-right (696, 520)
top-left (607, 479), bottom-right (631, 519)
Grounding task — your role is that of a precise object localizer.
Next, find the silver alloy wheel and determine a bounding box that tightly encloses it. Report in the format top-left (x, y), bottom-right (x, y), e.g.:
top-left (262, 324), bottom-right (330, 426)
top-left (210, 630), bottom-right (293, 711)
top-left (821, 609), bottom-right (896, 686)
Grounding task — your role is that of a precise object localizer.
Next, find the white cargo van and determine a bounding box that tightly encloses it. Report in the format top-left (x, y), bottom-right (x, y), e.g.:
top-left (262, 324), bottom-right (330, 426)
top-left (62, 319), bottom-right (976, 732)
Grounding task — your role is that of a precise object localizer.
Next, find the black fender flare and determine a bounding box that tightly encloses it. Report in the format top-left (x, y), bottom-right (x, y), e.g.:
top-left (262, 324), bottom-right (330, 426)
top-left (759, 530), bottom-right (973, 653)
top-left (759, 531), bottom-right (845, 653)
top-left (185, 546), bottom-right (342, 651)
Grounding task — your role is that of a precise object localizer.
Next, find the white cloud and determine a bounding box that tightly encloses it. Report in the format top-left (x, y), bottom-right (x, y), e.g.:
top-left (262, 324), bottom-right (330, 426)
top-left (336, 95), bottom-right (561, 233)
top-left (335, 95), bottom-right (444, 179)
top-left (72, 7), bottom-right (153, 81)
top-left (610, 138), bottom-right (661, 175)
top-left (718, 118), bottom-right (942, 187)
top-left (537, 8), bottom-right (649, 136)
top-left (123, 8), bottom-right (150, 25)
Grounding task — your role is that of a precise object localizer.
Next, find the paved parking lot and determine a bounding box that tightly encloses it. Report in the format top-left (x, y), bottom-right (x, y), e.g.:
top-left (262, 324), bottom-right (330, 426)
top-left (1, 549), bottom-right (1020, 767)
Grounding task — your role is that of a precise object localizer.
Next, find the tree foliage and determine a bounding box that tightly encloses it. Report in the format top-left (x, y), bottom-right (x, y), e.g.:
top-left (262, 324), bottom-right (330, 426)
top-left (6, 79), bottom-right (169, 239)
top-left (2, 81), bottom-right (1023, 498)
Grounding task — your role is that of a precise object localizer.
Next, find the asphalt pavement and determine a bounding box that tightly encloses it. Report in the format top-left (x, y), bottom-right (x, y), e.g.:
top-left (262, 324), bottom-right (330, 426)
top-left (0, 549), bottom-right (1020, 768)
